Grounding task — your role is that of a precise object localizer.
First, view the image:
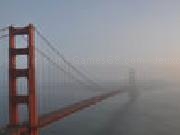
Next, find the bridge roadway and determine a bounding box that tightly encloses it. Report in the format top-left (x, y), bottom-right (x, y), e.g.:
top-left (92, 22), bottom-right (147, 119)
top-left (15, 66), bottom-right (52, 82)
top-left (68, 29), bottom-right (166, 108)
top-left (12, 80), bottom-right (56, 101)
top-left (0, 88), bottom-right (127, 135)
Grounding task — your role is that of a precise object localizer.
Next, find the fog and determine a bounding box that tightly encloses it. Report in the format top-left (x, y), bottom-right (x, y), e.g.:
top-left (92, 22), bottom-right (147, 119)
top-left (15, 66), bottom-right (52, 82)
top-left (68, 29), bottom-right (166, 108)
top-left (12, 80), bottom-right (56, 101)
top-left (1, 0), bottom-right (180, 135)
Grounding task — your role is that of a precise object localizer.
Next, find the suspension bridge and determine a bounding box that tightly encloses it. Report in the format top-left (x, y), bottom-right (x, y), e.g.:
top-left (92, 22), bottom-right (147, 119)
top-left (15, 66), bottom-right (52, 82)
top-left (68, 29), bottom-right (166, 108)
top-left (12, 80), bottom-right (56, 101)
top-left (0, 24), bottom-right (136, 135)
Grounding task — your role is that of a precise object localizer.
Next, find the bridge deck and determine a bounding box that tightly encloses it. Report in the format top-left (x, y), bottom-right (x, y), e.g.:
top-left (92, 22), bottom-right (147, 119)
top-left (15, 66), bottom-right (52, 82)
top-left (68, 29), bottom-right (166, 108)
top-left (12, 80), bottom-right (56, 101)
top-left (0, 89), bottom-right (126, 134)
top-left (39, 89), bottom-right (126, 127)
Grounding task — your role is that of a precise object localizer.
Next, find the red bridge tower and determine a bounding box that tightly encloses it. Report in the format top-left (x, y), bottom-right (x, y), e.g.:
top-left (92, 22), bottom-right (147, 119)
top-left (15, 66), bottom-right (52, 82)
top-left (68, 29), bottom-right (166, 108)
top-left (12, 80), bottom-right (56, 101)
top-left (9, 24), bottom-right (38, 135)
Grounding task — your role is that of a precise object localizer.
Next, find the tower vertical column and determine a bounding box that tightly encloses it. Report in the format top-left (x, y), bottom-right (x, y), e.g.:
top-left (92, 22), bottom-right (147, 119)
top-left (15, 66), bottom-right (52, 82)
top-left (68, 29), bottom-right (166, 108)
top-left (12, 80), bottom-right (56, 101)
top-left (28, 24), bottom-right (38, 135)
top-left (9, 24), bottom-right (38, 135)
top-left (9, 26), bottom-right (18, 131)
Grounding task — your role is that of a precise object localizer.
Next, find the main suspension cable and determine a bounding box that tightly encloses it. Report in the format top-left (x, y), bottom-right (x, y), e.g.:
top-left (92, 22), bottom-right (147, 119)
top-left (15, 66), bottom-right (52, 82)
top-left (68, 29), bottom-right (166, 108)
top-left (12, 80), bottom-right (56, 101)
top-left (35, 47), bottom-right (96, 90)
top-left (35, 28), bottom-right (103, 89)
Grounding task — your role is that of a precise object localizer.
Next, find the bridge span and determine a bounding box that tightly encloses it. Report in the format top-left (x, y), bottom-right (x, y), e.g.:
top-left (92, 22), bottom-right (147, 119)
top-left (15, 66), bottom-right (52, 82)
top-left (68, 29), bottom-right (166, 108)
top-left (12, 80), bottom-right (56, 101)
top-left (0, 24), bottom-right (136, 135)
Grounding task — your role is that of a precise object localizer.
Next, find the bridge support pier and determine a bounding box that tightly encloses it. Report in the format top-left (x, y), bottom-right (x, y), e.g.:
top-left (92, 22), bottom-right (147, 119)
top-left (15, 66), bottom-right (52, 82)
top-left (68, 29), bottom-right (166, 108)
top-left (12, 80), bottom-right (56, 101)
top-left (9, 24), bottom-right (38, 135)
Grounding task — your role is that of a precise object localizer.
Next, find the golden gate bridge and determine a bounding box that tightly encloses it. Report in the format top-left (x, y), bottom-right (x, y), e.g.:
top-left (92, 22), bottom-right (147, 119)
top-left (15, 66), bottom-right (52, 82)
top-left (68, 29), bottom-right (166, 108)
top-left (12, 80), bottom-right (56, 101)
top-left (0, 24), bottom-right (136, 135)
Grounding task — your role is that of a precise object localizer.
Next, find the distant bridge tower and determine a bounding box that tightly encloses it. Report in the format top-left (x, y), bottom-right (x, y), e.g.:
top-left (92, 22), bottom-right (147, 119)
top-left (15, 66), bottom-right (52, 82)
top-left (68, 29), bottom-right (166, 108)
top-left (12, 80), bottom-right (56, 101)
top-left (128, 68), bottom-right (137, 101)
top-left (9, 24), bottom-right (38, 135)
top-left (129, 68), bottom-right (136, 86)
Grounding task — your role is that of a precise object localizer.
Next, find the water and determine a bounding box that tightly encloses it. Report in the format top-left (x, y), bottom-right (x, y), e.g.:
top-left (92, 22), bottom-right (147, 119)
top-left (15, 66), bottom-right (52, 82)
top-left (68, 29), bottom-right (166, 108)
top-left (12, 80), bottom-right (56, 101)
top-left (1, 82), bottom-right (180, 135)
top-left (40, 82), bottom-right (180, 135)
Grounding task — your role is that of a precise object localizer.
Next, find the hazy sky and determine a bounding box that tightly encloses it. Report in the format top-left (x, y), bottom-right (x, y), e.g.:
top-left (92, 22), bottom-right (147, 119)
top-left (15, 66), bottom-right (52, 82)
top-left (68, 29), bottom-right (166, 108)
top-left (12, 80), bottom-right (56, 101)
top-left (1, 0), bottom-right (180, 81)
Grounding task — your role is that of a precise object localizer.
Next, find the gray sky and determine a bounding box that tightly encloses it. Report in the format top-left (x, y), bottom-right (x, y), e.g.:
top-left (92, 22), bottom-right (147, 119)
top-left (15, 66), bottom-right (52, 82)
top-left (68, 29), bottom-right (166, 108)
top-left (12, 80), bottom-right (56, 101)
top-left (1, 0), bottom-right (180, 81)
